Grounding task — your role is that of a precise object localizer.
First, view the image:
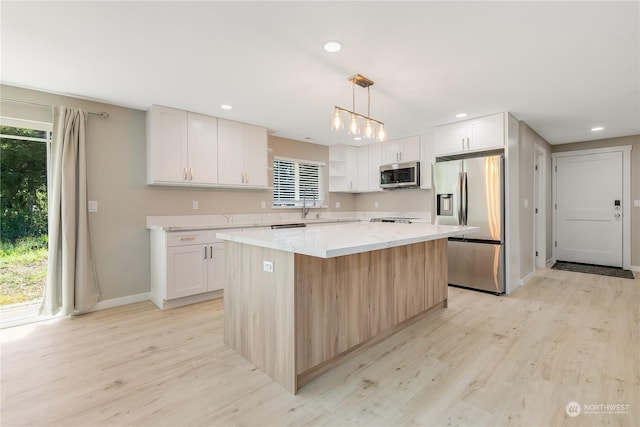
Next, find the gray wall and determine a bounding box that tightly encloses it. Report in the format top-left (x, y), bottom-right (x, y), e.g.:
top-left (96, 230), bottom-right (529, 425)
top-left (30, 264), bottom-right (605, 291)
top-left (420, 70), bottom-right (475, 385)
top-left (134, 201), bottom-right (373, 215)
top-left (519, 123), bottom-right (553, 277)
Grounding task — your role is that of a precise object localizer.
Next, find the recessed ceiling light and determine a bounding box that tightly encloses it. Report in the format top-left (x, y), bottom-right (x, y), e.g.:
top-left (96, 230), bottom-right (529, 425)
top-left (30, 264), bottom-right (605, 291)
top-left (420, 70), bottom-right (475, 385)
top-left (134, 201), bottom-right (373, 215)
top-left (591, 126), bottom-right (604, 131)
top-left (220, 104), bottom-right (233, 110)
top-left (456, 113), bottom-right (467, 118)
top-left (323, 40), bottom-right (343, 53)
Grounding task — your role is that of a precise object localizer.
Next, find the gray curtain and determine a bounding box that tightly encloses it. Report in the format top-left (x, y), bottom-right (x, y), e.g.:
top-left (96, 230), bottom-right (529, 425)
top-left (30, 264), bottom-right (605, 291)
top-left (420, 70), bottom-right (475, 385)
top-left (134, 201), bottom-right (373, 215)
top-left (40, 106), bottom-right (100, 316)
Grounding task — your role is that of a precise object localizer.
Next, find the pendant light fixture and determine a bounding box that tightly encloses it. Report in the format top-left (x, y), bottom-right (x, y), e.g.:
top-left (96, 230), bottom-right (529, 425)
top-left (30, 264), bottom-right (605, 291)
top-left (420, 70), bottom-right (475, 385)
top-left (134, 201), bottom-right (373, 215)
top-left (331, 74), bottom-right (385, 142)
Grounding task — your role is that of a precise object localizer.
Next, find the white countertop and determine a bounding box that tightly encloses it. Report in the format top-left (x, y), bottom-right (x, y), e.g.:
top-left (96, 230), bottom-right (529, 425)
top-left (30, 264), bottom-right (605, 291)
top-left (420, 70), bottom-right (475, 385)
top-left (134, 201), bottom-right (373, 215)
top-left (216, 222), bottom-right (477, 258)
top-left (145, 211), bottom-right (431, 232)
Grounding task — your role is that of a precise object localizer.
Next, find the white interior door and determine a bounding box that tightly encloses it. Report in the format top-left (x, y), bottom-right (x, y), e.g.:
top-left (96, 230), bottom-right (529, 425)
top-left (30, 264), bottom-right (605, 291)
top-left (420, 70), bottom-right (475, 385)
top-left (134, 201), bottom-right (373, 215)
top-left (555, 151), bottom-right (623, 267)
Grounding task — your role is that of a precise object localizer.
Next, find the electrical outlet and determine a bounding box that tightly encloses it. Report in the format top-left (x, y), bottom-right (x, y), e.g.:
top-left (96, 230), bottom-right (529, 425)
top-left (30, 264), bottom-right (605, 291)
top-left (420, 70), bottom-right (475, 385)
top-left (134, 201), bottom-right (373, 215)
top-left (88, 201), bottom-right (98, 212)
top-left (374, 201), bottom-right (379, 208)
top-left (263, 261), bottom-right (274, 273)
top-left (192, 201), bottom-right (199, 210)
top-left (261, 201), bottom-right (266, 209)
top-left (634, 200), bottom-right (640, 208)
top-left (336, 201), bottom-right (341, 208)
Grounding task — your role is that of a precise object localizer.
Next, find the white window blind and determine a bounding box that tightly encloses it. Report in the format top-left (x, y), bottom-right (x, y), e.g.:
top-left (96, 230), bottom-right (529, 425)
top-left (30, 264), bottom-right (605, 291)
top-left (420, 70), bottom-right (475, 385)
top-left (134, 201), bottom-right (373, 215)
top-left (273, 157), bottom-right (325, 207)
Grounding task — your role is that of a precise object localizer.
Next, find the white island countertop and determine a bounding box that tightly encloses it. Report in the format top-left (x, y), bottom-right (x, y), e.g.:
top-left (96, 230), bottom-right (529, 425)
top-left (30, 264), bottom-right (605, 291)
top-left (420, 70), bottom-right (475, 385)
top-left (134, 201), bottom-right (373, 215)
top-left (216, 222), bottom-right (477, 258)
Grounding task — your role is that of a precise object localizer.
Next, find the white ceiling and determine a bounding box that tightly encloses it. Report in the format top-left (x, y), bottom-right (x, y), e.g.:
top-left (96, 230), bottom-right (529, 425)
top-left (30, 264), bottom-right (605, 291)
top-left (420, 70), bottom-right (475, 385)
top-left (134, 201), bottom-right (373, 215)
top-left (1, 1), bottom-right (639, 146)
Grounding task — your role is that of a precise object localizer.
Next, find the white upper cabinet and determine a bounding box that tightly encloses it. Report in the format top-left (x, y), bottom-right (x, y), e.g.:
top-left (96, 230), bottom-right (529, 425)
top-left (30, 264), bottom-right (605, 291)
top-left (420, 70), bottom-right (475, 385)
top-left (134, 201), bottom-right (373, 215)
top-left (242, 123), bottom-right (268, 188)
top-left (381, 135), bottom-right (420, 164)
top-left (356, 146), bottom-right (369, 192)
top-left (419, 132), bottom-right (434, 189)
top-left (217, 119), bottom-right (268, 188)
top-left (147, 105), bottom-right (267, 189)
top-left (146, 105), bottom-right (189, 184)
top-left (367, 142), bottom-right (383, 192)
top-left (217, 119), bottom-right (244, 186)
top-left (147, 105), bottom-right (218, 186)
top-left (187, 112), bottom-right (218, 185)
top-left (329, 144), bottom-right (383, 193)
top-left (434, 113), bottom-right (504, 156)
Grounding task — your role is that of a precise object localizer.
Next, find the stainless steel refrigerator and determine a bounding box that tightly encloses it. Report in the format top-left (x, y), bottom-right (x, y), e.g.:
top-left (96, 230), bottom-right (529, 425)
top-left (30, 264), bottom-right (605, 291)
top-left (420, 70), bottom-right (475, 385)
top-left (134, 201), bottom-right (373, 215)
top-left (433, 155), bottom-right (504, 294)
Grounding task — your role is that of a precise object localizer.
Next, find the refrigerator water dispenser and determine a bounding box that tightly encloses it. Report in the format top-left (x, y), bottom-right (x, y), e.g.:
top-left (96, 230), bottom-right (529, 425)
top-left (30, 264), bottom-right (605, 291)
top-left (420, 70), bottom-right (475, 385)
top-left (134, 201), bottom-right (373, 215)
top-left (437, 194), bottom-right (454, 216)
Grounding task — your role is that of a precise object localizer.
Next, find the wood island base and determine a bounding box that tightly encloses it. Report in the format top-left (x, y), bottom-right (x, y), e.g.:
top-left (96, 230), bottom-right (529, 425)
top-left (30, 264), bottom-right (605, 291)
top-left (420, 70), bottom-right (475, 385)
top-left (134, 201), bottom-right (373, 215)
top-left (223, 238), bottom-right (448, 394)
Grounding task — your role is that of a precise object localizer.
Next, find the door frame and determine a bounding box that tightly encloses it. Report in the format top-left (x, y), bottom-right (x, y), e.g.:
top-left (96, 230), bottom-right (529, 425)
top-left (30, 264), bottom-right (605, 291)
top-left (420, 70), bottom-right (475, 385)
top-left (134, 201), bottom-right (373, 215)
top-left (533, 144), bottom-right (547, 269)
top-left (551, 145), bottom-right (632, 269)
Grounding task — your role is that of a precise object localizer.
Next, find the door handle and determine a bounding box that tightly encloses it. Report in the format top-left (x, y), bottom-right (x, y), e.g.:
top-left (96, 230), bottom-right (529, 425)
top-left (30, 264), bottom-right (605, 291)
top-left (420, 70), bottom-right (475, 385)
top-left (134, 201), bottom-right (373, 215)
top-left (457, 172), bottom-right (464, 224)
top-left (614, 213), bottom-right (621, 219)
top-left (462, 172), bottom-right (468, 225)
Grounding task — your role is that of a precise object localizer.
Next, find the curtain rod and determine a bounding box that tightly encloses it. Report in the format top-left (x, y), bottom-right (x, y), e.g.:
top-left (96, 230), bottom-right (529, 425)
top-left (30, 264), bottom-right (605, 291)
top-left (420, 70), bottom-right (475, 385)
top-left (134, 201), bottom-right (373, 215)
top-left (0, 97), bottom-right (110, 118)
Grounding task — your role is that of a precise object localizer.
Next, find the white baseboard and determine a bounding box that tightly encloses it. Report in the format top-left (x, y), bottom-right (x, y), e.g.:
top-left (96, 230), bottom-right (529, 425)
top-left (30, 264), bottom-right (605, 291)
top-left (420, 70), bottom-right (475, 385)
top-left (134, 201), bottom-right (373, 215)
top-left (520, 270), bottom-right (536, 286)
top-left (629, 265), bottom-right (640, 272)
top-left (151, 290), bottom-right (223, 310)
top-left (89, 292), bottom-right (150, 312)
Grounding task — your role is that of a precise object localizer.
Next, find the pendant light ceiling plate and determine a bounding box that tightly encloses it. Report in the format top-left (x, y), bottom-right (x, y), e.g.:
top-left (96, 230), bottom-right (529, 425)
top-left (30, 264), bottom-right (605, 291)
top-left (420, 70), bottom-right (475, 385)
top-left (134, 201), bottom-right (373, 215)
top-left (349, 74), bottom-right (374, 88)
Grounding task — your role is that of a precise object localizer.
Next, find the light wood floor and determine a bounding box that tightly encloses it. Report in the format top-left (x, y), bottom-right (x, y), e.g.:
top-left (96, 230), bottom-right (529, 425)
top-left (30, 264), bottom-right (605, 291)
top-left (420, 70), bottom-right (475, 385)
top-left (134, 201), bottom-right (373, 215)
top-left (1, 268), bottom-right (638, 427)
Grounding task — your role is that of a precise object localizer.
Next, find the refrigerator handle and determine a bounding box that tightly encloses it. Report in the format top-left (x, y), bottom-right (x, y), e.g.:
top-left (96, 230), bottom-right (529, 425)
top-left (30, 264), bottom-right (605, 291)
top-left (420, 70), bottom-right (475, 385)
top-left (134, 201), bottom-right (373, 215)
top-left (457, 172), bottom-right (464, 224)
top-left (462, 172), bottom-right (468, 225)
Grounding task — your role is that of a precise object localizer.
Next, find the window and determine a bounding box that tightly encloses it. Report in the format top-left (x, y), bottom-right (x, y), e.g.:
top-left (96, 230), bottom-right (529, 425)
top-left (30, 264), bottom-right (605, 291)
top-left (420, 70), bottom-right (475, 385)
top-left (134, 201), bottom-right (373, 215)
top-left (0, 125), bottom-right (50, 312)
top-left (273, 157), bottom-right (325, 207)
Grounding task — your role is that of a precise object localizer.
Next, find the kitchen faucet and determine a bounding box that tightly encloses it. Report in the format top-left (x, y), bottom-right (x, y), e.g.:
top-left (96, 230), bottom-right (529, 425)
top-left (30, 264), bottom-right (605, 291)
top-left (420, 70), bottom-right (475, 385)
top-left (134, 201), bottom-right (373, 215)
top-left (301, 189), bottom-right (316, 219)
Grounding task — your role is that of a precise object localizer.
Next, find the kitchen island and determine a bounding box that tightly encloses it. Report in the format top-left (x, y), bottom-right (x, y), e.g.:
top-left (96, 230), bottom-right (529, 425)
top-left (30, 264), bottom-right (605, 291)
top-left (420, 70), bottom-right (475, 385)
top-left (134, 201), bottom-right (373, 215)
top-left (216, 222), bottom-right (475, 394)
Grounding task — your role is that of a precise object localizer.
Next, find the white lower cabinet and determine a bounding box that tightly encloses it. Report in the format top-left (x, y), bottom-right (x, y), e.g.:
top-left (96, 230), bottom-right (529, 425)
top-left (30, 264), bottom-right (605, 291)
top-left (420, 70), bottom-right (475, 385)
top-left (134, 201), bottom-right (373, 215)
top-left (150, 229), bottom-right (229, 309)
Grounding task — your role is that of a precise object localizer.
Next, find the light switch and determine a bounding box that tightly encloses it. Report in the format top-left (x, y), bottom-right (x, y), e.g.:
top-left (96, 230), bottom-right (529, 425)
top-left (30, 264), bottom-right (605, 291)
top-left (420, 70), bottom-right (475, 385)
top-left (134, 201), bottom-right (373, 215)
top-left (634, 200), bottom-right (640, 208)
top-left (192, 201), bottom-right (199, 210)
top-left (261, 201), bottom-right (266, 209)
top-left (336, 201), bottom-right (341, 208)
top-left (523, 199), bottom-right (529, 208)
top-left (374, 201), bottom-right (379, 208)
top-left (88, 201), bottom-right (98, 212)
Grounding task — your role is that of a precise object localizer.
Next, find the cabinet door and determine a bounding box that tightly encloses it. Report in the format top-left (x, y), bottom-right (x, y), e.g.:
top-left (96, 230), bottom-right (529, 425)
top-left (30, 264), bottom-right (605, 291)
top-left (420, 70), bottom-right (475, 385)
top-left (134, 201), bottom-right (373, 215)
top-left (167, 245), bottom-right (208, 299)
top-left (147, 105), bottom-right (188, 184)
top-left (398, 135), bottom-right (420, 162)
top-left (381, 139), bottom-right (402, 164)
top-left (209, 242), bottom-right (225, 291)
top-left (187, 112), bottom-right (218, 185)
top-left (368, 142), bottom-right (382, 191)
top-left (217, 119), bottom-right (244, 185)
top-left (434, 122), bottom-right (467, 156)
top-left (243, 123), bottom-right (268, 187)
top-left (468, 113), bottom-right (504, 151)
top-left (420, 132), bottom-right (434, 189)
top-left (355, 146), bottom-right (369, 192)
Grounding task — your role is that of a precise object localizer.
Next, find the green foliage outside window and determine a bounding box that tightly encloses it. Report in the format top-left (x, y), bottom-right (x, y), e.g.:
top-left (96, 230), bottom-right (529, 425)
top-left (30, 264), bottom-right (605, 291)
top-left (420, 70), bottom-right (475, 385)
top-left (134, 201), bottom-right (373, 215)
top-left (0, 126), bottom-right (49, 243)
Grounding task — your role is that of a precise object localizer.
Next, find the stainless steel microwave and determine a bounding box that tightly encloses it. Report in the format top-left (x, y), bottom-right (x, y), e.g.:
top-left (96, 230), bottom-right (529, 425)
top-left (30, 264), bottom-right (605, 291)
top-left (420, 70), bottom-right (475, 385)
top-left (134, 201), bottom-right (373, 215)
top-left (380, 161), bottom-right (420, 189)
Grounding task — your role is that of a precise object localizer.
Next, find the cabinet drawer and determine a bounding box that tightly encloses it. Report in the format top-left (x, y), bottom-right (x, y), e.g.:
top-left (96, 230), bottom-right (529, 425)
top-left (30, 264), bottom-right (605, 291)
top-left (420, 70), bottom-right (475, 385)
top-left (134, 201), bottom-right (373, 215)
top-left (167, 230), bottom-right (218, 247)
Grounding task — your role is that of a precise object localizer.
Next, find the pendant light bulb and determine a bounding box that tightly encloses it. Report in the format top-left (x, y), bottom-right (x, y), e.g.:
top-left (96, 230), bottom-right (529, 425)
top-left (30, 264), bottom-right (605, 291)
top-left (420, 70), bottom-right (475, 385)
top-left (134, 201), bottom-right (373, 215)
top-left (348, 113), bottom-right (360, 135)
top-left (364, 120), bottom-right (374, 139)
top-left (377, 123), bottom-right (386, 141)
top-left (331, 108), bottom-right (343, 130)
